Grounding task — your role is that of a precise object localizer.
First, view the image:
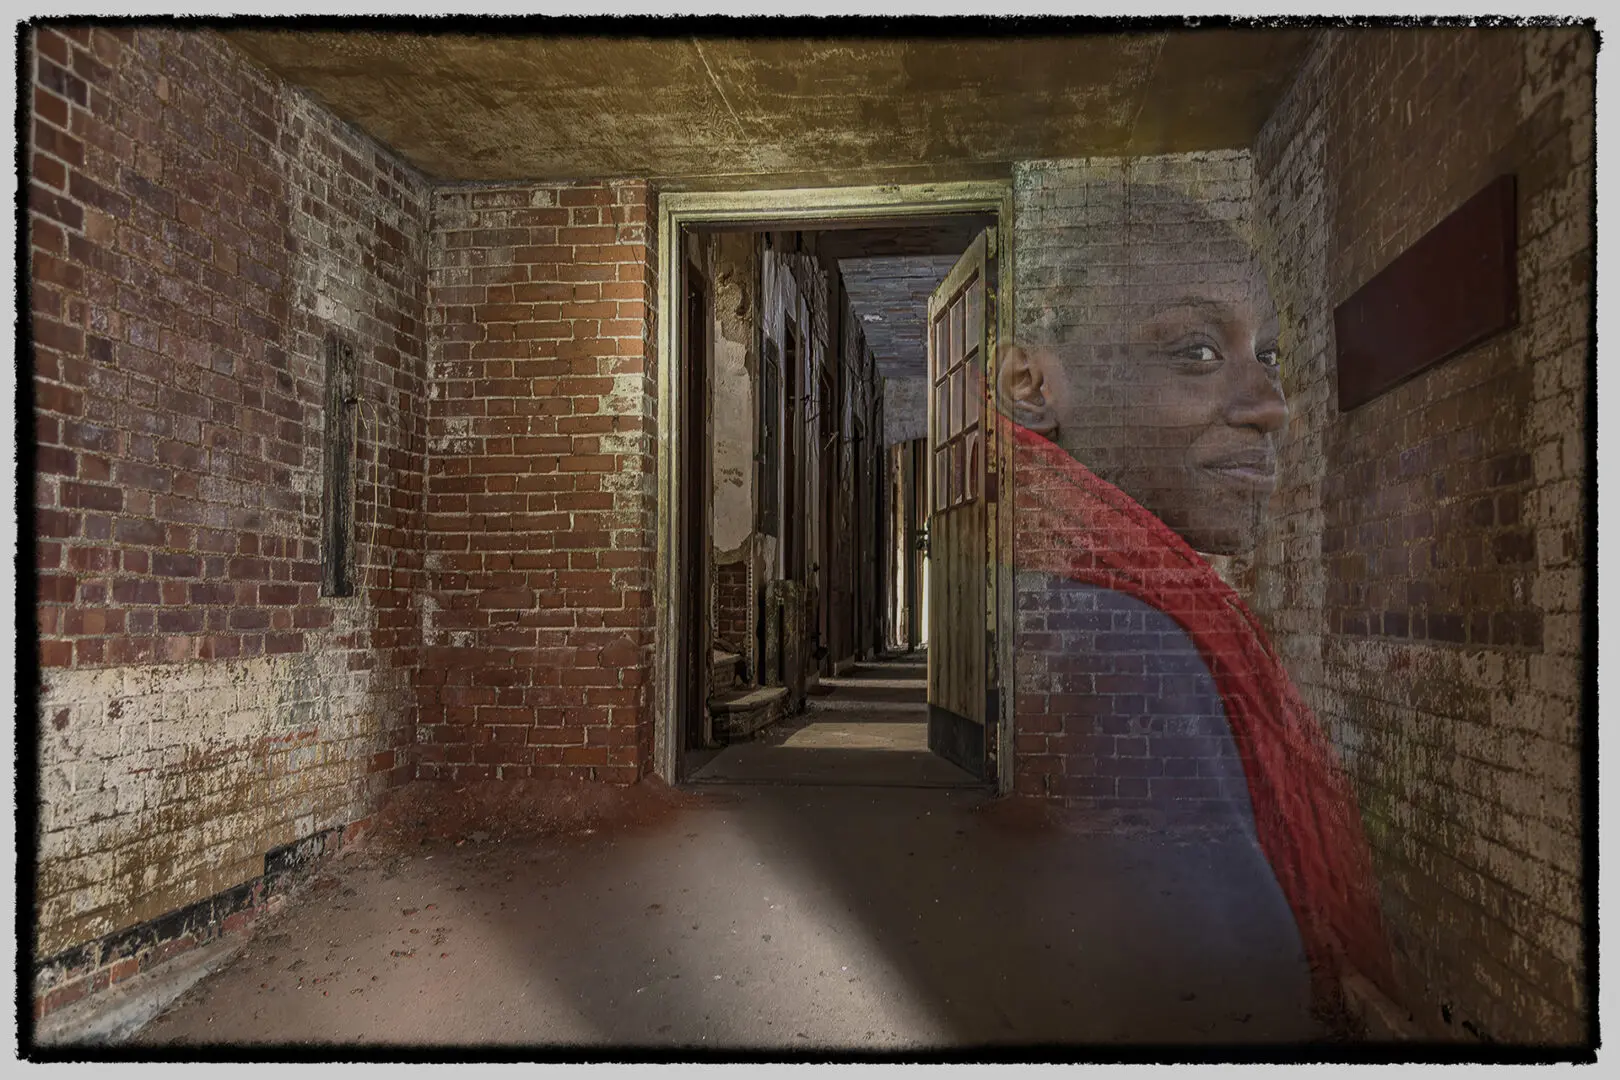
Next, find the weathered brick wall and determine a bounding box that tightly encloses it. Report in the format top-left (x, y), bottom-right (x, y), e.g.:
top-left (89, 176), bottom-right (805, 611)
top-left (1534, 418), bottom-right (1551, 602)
top-left (419, 180), bottom-right (658, 784)
top-left (1009, 151), bottom-right (1259, 819)
top-left (713, 561), bottom-right (750, 661)
top-left (30, 24), bottom-right (428, 999)
top-left (1251, 28), bottom-right (1592, 1041)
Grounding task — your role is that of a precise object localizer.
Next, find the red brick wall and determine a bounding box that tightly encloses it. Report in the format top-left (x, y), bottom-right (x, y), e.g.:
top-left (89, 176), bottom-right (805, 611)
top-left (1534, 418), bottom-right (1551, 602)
top-left (1252, 28), bottom-right (1592, 1042)
top-left (713, 559), bottom-right (750, 659)
top-left (418, 181), bottom-right (658, 784)
top-left (30, 23), bottom-right (427, 981)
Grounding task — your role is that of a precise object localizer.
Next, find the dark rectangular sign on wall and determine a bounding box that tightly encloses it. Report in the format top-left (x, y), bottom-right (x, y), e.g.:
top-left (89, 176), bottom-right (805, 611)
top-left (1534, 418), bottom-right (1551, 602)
top-left (1333, 174), bottom-right (1518, 412)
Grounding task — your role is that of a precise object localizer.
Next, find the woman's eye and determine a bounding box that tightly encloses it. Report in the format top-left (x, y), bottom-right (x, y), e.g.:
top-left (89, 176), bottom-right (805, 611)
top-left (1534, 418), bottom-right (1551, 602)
top-left (1257, 347), bottom-right (1281, 369)
top-left (1174, 343), bottom-right (1220, 363)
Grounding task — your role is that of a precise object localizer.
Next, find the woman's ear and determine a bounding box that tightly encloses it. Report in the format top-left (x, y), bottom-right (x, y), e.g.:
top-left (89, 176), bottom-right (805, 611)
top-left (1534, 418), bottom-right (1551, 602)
top-left (998, 343), bottom-right (1059, 437)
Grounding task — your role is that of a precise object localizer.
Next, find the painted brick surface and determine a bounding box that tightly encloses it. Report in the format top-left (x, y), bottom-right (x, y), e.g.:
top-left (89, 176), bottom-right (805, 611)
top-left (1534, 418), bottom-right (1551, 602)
top-left (1012, 577), bottom-right (1254, 824)
top-left (30, 24), bottom-right (427, 967)
top-left (1250, 28), bottom-right (1591, 1042)
top-left (418, 180), bottom-right (658, 784)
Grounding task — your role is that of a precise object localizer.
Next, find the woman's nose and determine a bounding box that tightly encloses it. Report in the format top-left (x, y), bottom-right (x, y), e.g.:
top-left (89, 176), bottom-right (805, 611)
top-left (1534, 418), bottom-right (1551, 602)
top-left (1224, 351), bottom-right (1288, 434)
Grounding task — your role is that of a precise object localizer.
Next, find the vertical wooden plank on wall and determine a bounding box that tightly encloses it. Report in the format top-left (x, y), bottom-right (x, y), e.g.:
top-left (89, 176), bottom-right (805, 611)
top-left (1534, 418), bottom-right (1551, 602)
top-left (321, 334), bottom-right (357, 598)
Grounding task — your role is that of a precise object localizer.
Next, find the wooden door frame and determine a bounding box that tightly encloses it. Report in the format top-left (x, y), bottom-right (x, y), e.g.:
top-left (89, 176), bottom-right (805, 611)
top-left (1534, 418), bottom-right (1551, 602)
top-left (679, 256), bottom-right (712, 752)
top-left (653, 182), bottom-right (1016, 789)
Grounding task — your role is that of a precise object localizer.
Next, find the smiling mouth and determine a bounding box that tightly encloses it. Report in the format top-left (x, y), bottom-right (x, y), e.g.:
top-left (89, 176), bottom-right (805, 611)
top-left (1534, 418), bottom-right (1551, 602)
top-left (1202, 456), bottom-right (1277, 488)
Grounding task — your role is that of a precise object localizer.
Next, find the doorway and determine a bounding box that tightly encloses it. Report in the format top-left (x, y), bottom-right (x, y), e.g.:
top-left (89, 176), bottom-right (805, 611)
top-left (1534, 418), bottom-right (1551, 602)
top-left (654, 184), bottom-right (1015, 792)
top-left (679, 258), bottom-right (712, 754)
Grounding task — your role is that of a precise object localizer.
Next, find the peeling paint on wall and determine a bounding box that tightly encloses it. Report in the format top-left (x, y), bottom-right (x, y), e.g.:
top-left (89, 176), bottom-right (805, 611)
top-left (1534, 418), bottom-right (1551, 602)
top-left (29, 26), bottom-right (426, 970)
top-left (711, 232), bottom-right (756, 559)
top-left (36, 651), bottom-right (398, 958)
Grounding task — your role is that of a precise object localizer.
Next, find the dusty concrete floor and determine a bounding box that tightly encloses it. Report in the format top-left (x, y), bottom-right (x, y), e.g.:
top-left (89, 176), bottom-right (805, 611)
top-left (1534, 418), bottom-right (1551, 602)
top-left (133, 786), bottom-right (1326, 1049)
top-left (133, 652), bottom-right (1330, 1050)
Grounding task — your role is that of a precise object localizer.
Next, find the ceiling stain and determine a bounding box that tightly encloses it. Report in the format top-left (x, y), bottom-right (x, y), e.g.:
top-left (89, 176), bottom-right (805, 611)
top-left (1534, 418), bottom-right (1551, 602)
top-left (223, 30), bottom-right (1317, 186)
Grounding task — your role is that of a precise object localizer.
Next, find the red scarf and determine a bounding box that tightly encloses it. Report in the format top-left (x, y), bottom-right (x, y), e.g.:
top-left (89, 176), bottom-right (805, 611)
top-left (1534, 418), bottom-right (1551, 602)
top-left (1013, 423), bottom-right (1394, 1003)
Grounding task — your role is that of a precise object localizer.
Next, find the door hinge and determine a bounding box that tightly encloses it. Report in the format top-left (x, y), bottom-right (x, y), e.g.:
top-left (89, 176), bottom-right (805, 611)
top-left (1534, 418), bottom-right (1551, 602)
top-left (985, 471), bottom-right (998, 504)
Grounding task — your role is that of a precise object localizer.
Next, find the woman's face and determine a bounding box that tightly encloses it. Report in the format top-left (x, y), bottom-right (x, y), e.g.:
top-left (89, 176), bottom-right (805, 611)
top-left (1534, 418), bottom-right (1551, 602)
top-left (1040, 254), bottom-right (1288, 556)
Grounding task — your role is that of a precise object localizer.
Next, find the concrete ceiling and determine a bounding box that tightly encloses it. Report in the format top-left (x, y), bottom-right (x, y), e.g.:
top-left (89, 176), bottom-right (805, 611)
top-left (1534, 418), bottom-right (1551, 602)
top-left (814, 218), bottom-right (992, 260)
top-left (812, 218), bottom-right (989, 379)
top-left (840, 255), bottom-right (963, 380)
top-left (224, 29), bottom-right (1317, 188)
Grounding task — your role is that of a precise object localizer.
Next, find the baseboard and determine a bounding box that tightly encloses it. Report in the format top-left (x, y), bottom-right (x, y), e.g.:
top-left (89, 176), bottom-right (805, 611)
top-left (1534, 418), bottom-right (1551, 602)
top-left (28, 817), bottom-right (365, 1044)
top-left (1341, 971), bottom-right (1428, 1040)
top-left (33, 933), bottom-right (250, 1046)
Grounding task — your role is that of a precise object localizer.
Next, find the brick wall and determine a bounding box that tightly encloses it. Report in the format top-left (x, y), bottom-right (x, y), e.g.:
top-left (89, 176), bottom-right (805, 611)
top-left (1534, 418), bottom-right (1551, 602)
top-left (1012, 577), bottom-right (1254, 825)
top-left (30, 22), bottom-right (428, 996)
top-left (1251, 28), bottom-right (1592, 1041)
top-left (713, 560), bottom-right (750, 660)
top-left (418, 180), bottom-right (658, 784)
top-left (1009, 151), bottom-right (1260, 819)
top-left (30, 22), bottom-right (1591, 1044)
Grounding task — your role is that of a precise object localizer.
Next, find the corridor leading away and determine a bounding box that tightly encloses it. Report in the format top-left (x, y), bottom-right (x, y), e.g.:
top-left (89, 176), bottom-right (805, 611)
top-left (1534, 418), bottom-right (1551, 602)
top-left (132, 780), bottom-right (1328, 1048)
top-left (687, 652), bottom-right (979, 788)
top-left (26, 24), bottom-right (1593, 1053)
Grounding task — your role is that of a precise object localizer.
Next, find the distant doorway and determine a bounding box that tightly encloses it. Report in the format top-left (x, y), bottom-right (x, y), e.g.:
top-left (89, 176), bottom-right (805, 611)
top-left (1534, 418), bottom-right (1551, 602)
top-left (655, 184), bottom-right (1015, 793)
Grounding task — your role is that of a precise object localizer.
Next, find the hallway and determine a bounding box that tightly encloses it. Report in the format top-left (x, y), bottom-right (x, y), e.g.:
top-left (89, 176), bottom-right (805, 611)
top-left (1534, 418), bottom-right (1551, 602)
top-left (689, 652), bottom-right (979, 788)
top-left (133, 783), bottom-right (1327, 1049)
top-left (24, 22), bottom-right (1595, 1054)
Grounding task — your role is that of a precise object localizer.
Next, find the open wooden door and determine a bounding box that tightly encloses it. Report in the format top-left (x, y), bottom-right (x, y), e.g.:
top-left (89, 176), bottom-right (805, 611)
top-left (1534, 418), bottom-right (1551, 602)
top-left (925, 228), bottom-right (998, 780)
